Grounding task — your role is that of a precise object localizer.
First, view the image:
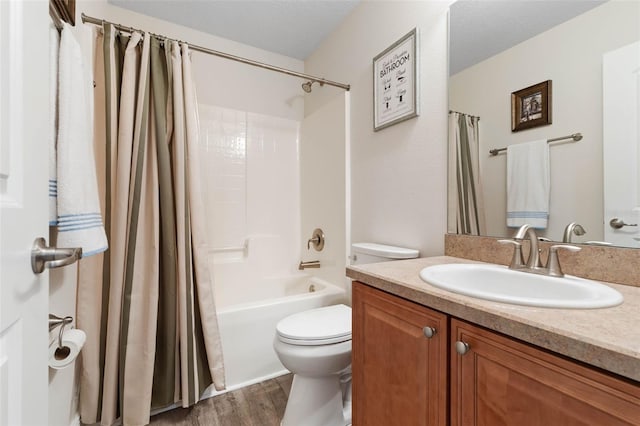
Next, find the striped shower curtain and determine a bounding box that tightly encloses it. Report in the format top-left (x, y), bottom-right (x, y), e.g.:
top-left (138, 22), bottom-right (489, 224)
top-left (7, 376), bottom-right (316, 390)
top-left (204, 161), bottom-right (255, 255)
top-left (76, 24), bottom-right (225, 426)
top-left (447, 112), bottom-right (487, 235)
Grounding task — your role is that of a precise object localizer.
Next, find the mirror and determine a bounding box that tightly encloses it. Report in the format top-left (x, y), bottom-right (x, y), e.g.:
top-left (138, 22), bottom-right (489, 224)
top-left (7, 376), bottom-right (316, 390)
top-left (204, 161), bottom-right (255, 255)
top-left (448, 0), bottom-right (640, 247)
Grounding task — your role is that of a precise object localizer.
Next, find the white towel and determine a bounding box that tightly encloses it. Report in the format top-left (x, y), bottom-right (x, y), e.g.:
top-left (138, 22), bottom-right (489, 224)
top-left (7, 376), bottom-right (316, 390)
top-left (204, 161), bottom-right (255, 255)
top-left (506, 139), bottom-right (550, 229)
top-left (57, 23), bottom-right (108, 257)
top-left (49, 24), bottom-right (60, 225)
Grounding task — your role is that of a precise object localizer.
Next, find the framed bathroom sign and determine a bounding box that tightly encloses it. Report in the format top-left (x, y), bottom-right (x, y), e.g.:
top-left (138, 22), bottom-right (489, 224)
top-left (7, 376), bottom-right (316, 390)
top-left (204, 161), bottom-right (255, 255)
top-left (373, 28), bottom-right (419, 131)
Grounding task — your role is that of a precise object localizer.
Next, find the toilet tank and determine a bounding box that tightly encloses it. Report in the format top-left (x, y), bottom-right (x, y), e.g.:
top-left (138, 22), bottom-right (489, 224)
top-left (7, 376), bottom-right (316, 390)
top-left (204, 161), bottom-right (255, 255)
top-left (351, 242), bottom-right (419, 265)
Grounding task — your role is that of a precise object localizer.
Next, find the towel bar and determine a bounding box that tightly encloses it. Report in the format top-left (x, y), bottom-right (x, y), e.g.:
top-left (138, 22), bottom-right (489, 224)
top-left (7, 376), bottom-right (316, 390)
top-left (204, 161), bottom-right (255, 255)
top-left (489, 133), bottom-right (582, 156)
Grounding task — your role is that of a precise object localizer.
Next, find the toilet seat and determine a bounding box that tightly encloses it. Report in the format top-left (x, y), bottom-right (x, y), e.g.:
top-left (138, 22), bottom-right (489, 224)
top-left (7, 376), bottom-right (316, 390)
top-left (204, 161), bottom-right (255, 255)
top-left (276, 304), bottom-right (352, 346)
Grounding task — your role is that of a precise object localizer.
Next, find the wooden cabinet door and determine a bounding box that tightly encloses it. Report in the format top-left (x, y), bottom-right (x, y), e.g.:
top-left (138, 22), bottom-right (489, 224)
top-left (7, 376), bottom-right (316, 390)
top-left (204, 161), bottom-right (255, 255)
top-left (451, 319), bottom-right (640, 426)
top-left (352, 282), bottom-right (448, 426)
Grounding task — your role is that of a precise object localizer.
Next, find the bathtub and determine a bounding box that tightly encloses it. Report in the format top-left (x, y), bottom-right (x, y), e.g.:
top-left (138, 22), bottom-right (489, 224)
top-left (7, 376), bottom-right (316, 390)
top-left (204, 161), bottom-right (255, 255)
top-left (202, 274), bottom-right (346, 398)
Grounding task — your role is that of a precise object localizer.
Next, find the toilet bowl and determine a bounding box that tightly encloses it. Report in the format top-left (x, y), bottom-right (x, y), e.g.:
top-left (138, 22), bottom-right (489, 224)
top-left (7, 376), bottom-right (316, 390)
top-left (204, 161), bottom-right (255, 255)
top-left (274, 243), bottom-right (419, 426)
top-left (274, 304), bottom-right (352, 426)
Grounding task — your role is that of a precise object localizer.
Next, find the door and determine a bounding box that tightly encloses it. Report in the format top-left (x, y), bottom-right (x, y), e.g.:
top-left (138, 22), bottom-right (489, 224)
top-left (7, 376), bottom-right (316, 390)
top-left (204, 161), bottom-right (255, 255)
top-left (0, 1), bottom-right (50, 425)
top-left (352, 282), bottom-right (447, 426)
top-left (603, 40), bottom-right (640, 247)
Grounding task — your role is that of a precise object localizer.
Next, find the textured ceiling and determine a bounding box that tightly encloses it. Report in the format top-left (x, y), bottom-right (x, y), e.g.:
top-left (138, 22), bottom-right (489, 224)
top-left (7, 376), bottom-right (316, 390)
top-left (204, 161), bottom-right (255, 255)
top-left (109, 0), bottom-right (360, 60)
top-left (450, 0), bottom-right (608, 75)
top-left (109, 0), bottom-right (609, 67)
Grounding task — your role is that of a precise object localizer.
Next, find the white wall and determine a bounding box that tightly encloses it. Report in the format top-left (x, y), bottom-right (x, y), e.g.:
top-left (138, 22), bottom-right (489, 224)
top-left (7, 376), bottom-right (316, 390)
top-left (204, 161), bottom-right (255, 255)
top-left (48, 266), bottom-right (80, 426)
top-left (300, 93), bottom-right (349, 289)
top-left (449, 1), bottom-right (640, 242)
top-left (49, 1), bottom-right (306, 425)
top-left (304, 0), bottom-right (452, 258)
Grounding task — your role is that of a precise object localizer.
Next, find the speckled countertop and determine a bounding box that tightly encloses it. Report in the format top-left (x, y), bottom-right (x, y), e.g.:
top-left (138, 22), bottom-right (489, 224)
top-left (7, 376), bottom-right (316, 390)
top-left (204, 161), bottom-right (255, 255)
top-left (346, 256), bottom-right (640, 383)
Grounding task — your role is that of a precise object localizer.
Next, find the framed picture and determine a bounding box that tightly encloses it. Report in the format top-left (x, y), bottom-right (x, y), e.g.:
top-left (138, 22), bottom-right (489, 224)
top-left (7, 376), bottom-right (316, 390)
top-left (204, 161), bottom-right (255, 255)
top-left (511, 80), bottom-right (552, 132)
top-left (373, 28), bottom-right (419, 131)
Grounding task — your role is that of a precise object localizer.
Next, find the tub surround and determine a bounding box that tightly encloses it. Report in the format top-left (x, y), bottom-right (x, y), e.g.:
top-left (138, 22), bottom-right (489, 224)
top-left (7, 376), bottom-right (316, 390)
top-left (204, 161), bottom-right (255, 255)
top-left (346, 255), bottom-right (640, 382)
top-left (445, 233), bottom-right (640, 287)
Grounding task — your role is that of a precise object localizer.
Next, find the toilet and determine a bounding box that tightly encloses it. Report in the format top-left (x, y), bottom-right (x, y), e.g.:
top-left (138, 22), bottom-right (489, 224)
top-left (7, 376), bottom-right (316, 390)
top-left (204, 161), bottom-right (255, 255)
top-left (273, 242), bottom-right (419, 426)
top-left (350, 242), bottom-right (420, 265)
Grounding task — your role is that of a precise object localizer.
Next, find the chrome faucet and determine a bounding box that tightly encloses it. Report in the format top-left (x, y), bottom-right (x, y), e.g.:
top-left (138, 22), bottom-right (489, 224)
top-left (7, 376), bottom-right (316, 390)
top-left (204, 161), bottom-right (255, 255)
top-left (562, 222), bottom-right (586, 243)
top-left (500, 224), bottom-right (581, 277)
top-left (299, 260), bottom-right (320, 270)
top-left (513, 224), bottom-right (543, 269)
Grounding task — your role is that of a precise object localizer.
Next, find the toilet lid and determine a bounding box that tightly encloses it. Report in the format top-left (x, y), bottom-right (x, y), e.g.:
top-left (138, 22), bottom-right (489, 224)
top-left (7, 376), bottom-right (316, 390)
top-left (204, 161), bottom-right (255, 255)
top-left (276, 304), bottom-right (352, 345)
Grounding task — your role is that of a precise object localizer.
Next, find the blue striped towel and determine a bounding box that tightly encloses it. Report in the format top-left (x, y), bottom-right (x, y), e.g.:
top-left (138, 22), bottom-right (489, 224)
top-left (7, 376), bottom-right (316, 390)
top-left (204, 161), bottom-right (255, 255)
top-left (56, 24), bottom-right (107, 257)
top-left (49, 24), bottom-right (59, 225)
top-left (506, 140), bottom-right (550, 229)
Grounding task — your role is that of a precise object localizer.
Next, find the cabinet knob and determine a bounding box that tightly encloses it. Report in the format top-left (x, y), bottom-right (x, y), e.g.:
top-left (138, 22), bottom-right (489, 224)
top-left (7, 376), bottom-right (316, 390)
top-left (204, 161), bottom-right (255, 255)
top-left (423, 326), bottom-right (436, 338)
top-left (455, 341), bottom-right (470, 355)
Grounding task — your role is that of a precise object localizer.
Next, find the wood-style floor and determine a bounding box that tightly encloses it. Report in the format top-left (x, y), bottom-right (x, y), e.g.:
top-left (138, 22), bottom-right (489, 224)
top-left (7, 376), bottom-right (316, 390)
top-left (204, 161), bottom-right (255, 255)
top-left (150, 374), bottom-right (293, 426)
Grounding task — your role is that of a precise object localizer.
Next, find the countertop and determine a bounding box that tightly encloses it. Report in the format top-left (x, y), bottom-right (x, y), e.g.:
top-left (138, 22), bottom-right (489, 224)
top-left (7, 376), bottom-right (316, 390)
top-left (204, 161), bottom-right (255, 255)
top-left (346, 256), bottom-right (640, 383)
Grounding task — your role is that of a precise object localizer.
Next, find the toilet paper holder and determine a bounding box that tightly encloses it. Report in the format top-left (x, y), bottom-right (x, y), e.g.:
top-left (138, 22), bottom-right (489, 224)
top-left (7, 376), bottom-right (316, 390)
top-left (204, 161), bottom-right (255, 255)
top-left (49, 314), bottom-right (74, 348)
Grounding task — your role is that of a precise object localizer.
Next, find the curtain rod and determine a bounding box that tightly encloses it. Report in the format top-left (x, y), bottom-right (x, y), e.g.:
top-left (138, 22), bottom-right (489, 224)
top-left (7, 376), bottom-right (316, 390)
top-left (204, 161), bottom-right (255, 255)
top-left (489, 133), bottom-right (583, 156)
top-left (81, 13), bottom-right (350, 91)
top-left (449, 110), bottom-right (480, 121)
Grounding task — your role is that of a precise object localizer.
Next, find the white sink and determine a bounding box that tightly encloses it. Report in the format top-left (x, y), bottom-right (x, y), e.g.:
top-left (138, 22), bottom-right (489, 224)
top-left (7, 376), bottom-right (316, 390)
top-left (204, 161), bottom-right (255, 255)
top-left (419, 264), bottom-right (623, 309)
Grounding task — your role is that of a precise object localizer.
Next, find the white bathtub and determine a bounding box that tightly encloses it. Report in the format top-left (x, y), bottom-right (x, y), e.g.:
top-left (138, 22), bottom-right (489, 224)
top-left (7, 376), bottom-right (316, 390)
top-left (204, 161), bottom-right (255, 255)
top-left (203, 274), bottom-right (346, 397)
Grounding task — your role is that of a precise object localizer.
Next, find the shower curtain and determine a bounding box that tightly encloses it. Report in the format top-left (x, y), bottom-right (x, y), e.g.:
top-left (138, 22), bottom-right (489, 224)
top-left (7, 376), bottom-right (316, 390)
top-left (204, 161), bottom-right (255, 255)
top-left (447, 112), bottom-right (486, 235)
top-left (76, 24), bottom-right (225, 426)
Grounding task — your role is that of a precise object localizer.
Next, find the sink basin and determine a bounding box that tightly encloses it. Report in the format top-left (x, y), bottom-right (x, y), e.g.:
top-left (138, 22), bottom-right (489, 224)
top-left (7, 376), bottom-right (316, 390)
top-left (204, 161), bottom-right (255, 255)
top-left (419, 264), bottom-right (623, 309)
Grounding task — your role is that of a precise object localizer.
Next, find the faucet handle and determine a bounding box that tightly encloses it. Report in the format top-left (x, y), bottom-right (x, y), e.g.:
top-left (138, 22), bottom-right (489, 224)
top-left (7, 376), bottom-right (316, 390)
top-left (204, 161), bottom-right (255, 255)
top-left (546, 244), bottom-right (581, 277)
top-left (498, 239), bottom-right (525, 269)
top-left (307, 228), bottom-right (325, 251)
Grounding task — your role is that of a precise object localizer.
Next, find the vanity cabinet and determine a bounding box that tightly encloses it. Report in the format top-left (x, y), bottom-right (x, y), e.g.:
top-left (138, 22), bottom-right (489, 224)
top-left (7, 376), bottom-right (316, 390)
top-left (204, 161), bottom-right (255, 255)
top-left (352, 282), bottom-right (448, 426)
top-left (352, 281), bottom-right (640, 426)
top-left (451, 318), bottom-right (640, 426)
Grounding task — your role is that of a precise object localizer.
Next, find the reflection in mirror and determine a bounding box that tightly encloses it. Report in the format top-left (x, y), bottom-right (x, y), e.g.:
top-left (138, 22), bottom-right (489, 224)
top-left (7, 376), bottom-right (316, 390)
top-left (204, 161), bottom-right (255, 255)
top-left (448, 0), bottom-right (640, 247)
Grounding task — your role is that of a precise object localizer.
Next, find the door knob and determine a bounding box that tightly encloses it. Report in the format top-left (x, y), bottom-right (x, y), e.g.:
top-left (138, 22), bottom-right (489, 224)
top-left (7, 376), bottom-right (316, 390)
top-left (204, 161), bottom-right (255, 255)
top-left (31, 238), bottom-right (82, 274)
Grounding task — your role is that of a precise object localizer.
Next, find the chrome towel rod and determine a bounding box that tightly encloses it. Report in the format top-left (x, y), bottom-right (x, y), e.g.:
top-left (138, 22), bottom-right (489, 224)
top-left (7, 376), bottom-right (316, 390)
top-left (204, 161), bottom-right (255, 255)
top-left (489, 133), bottom-right (583, 156)
top-left (80, 13), bottom-right (350, 91)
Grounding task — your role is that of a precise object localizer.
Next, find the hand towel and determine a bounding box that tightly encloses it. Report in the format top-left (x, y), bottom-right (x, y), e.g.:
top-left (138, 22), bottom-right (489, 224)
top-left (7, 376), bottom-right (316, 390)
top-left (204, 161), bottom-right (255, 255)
top-left (506, 139), bottom-right (550, 229)
top-left (49, 24), bottom-right (60, 225)
top-left (57, 23), bottom-right (108, 257)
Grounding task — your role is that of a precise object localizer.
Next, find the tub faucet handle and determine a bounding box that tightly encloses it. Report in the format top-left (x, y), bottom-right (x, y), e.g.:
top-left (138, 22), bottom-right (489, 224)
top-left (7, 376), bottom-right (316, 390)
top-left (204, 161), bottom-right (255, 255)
top-left (307, 228), bottom-right (325, 251)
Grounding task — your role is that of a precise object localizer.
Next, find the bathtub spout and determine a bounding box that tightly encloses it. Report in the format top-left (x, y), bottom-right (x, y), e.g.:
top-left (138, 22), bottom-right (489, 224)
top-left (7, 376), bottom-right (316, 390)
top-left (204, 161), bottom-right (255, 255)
top-left (299, 260), bottom-right (320, 270)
